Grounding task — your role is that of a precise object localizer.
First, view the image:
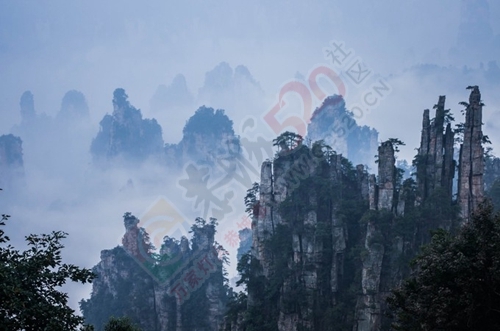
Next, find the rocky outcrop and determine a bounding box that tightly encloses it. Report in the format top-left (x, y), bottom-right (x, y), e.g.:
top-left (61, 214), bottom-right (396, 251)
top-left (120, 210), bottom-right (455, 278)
top-left (91, 88), bottom-right (164, 165)
top-left (81, 214), bottom-right (228, 331)
top-left (355, 221), bottom-right (385, 331)
top-left (224, 86), bottom-right (491, 331)
top-left (0, 134), bottom-right (25, 192)
top-left (242, 141), bottom-right (370, 331)
top-left (414, 88), bottom-right (488, 222)
top-left (458, 86), bottom-right (485, 220)
top-left (377, 141), bottom-right (396, 211)
top-left (354, 142), bottom-right (396, 331)
top-left (364, 140), bottom-right (408, 216)
top-left (416, 96), bottom-right (455, 203)
top-left (306, 95), bottom-right (379, 167)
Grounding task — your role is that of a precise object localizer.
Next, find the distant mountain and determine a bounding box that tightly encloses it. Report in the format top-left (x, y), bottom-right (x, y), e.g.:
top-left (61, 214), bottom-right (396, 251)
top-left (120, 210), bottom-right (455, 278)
top-left (150, 74), bottom-right (194, 114)
top-left (10, 90), bottom-right (93, 182)
top-left (164, 106), bottom-right (241, 169)
top-left (197, 62), bottom-right (265, 127)
top-left (19, 91), bottom-right (36, 123)
top-left (0, 134), bottom-right (25, 193)
top-left (198, 62), bottom-right (263, 101)
top-left (57, 90), bottom-right (91, 122)
top-left (91, 88), bottom-right (164, 165)
top-left (306, 95), bottom-right (379, 167)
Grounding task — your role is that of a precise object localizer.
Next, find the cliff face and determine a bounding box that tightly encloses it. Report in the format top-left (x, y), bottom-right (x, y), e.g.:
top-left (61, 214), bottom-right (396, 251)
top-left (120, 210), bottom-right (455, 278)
top-left (306, 95), bottom-right (379, 167)
top-left (458, 86), bottom-right (485, 220)
top-left (0, 134), bottom-right (25, 192)
top-left (224, 86), bottom-right (489, 331)
top-left (239, 141), bottom-right (370, 331)
top-left (416, 96), bottom-right (455, 204)
top-left (81, 214), bottom-right (228, 331)
top-left (91, 88), bottom-right (164, 165)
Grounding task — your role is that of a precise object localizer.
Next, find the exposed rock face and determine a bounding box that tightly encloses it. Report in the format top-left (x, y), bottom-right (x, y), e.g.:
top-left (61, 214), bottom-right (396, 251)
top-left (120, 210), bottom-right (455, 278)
top-left (243, 142), bottom-right (370, 331)
top-left (0, 134), bottom-right (25, 192)
top-left (364, 140), bottom-right (410, 217)
top-left (355, 142), bottom-right (396, 331)
top-left (91, 88), bottom-right (164, 165)
top-left (81, 214), bottom-right (228, 331)
top-left (377, 141), bottom-right (396, 211)
top-left (458, 86), bottom-right (485, 220)
top-left (251, 160), bottom-right (274, 278)
top-left (224, 87), bottom-right (491, 331)
top-left (306, 95), bottom-right (379, 167)
top-left (416, 96), bottom-right (455, 203)
top-left (355, 221), bottom-right (384, 331)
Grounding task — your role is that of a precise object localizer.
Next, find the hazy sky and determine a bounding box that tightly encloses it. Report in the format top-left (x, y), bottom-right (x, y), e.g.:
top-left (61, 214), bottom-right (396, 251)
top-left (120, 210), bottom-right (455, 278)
top-left (1, 0), bottom-right (499, 313)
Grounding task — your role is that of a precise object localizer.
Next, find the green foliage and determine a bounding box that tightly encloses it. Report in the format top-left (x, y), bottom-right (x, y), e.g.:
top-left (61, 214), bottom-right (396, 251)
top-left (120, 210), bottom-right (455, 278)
top-left (104, 317), bottom-right (142, 331)
top-left (459, 101), bottom-right (469, 110)
top-left (226, 132), bottom-right (465, 331)
top-left (482, 134), bottom-right (492, 145)
top-left (80, 246), bottom-right (155, 331)
top-left (82, 215), bottom-right (230, 331)
top-left (244, 182), bottom-right (260, 217)
top-left (443, 108), bottom-right (455, 125)
top-left (484, 146), bottom-right (494, 160)
top-left (487, 179), bottom-right (500, 212)
top-left (0, 214), bottom-right (95, 331)
top-left (388, 203), bottom-right (500, 331)
top-left (272, 131), bottom-right (303, 152)
top-left (183, 106), bottom-right (235, 136)
top-left (227, 141), bottom-right (370, 330)
top-left (385, 138), bottom-right (405, 153)
top-left (454, 122), bottom-right (465, 144)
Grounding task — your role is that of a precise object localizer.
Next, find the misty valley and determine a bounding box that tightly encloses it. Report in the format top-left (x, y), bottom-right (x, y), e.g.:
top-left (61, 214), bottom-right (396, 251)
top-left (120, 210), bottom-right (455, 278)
top-left (2, 82), bottom-right (500, 330)
top-left (2, 1), bottom-right (500, 330)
